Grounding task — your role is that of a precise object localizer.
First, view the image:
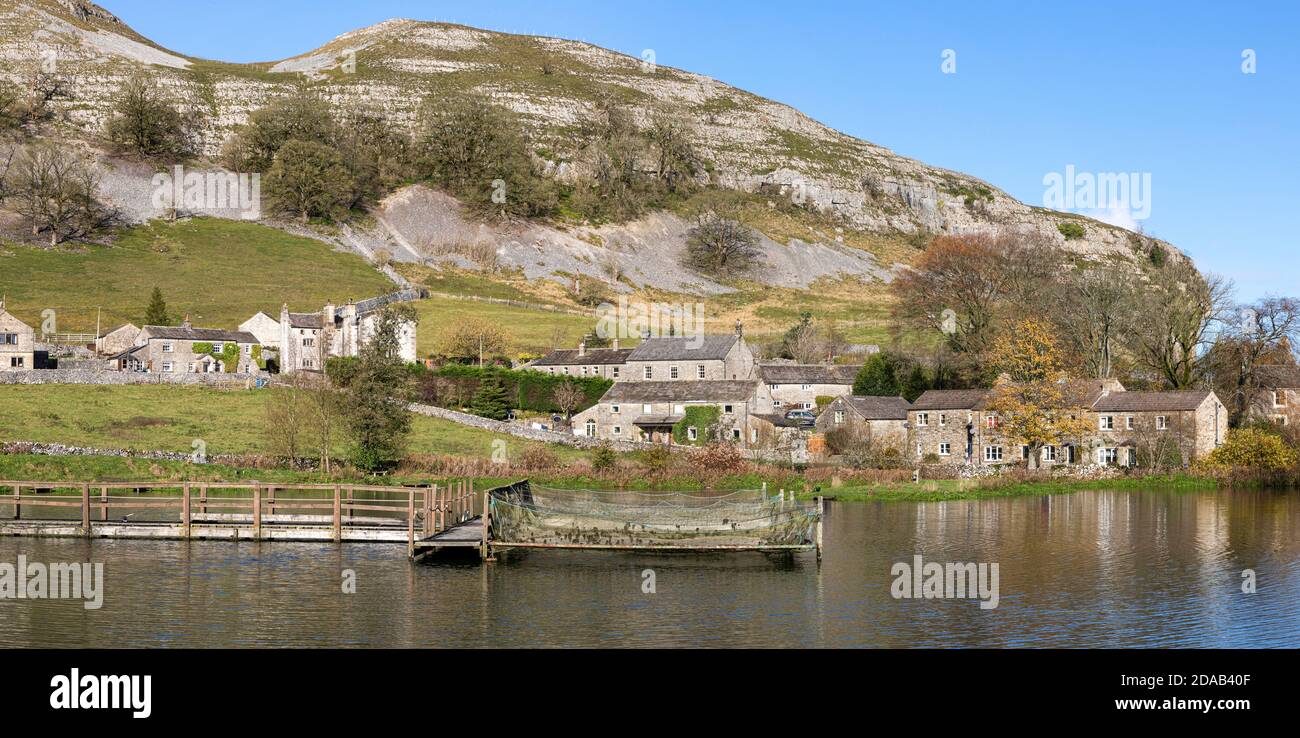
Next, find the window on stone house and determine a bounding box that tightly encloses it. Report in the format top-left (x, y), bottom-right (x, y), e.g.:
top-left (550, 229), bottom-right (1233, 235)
top-left (1126, 416), bottom-right (1134, 430)
top-left (1274, 391), bottom-right (1286, 407)
top-left (773, 400), bottom-right (783, 407)
top-left (801, 384), bottom-right (811, 391)
top-left (161, 362), bottom-right (173, 372)
top-left (644, 366), bottom-right (653, 379)
top-left (916, 412), bottom-right (929, 427)
top-left (1156, 415), bottom-right (1168, 430)
top-left (586, 420), bottom-right (596, 437)
top-left (612, 367), bottom-right (620, 378)
top-left (985, 414), bottom-right (998, 429)
top-left (834, 411), bottom-right (845, 424)
top-left (697, 365), bottom-right (705, 379)
top-left (643, 404), bottom-right (653, 414)
top-left (611, 405), bottom-right (620, 414)
top-left (1099, 416), bottom-right (1114, 430)
top-left (613, 426), bottom-right (622, 436)
top-left (1043, 446), bottom-right (1057, 462)
top-left (162, 343), bottom-right (173, 353)
top-left (670, 366), bottom-right (679, 379)
top-left (939, 442), bottom-right (951, 456)
top-left (1098, 448), bottom-right (1118, 464)
top-left (687, 427), bottom-right (698, 441)
top-left (723, 404), bottom-right (733, 413)
top-left (939, 413), bottom-right (946, 426)
top-left (10, 357), bottom-right (24, 368)
top-left (750, 428), bottom-right (758, 443)
top-left (984, 446), bottom-right (1003, 462)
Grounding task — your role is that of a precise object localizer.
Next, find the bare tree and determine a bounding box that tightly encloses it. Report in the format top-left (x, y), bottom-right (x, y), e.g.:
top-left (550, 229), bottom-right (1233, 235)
top-left (683, 210), bottom-right (762, 277)
top-left (1126, 262), bottom-right (1233, 388)
top-left (435, 317), bottom-right (511, 366)
top-left (8, 143), bottom-right (111, 246)
top-left (552, 379), bottom-right (585, 422)
top-left (1207, 296), bottom-right (1300, 426)
top-left (264, 373), bottom-right (310, 466)
top-left (306, 379), bottom-right (342, 474)
top-left (1054, 266), bottom-right (1134, 379)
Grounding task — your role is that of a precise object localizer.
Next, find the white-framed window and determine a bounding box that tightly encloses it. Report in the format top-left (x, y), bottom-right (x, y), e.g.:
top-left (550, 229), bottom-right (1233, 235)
top-left (10, 356), bottom-right (25, 368)
top-left (723, 404), bottom-right (734, 414)
top-left (244, 345), bottom-right (252, 354)
top-left (563, 367), bottom-right (570, 375)
top-left (801, 384), bottom-right (811, 391)
top-left (611, 405), bottom-right (620, 414)
top-left (670, 366), bottom-right (679, 379)
top-left (162, 342), bottom-right (173, 353)
top-left (1273, 390), bottom-right (1287, 408)
top-left (581, 366), bottom-right (589, 376)
top-left (917, 443), bottom-right (924, 456)
top-left (642, 404), bottom-right (653, 414)
top-left (613, 426), bottom-right (622, 436)
top-left (770, 384), bottom-right (781, 390)
top-left (687, 427), bottom-right (698, 441)
top-left (1098, 448), bottom-right (1118, 464)
top-left (1044, 445), bottom-right (1057, 462)
top-left (612, 367), bottom-right (620, 378)
top-left (696, 365), bottom-right (706, 379)
top-left (1127, 448), bottom-right (1137, 466)
top-left (1126, 416), bottom-right (1135, 430)
top-left (984, 446), bottom-right (1003, 462)
top-left (916, 412), bottom-right (929, 427)
top-left (801, 402), bottom-right (814, 410)
top-left (590, 366), bottom-right (597, 375)
top-left (161, 362), bottom-right (174, 372)
top-left (731, 428), bottom-right (741, 441)
top-left (1020, 445), bottom-right (1030, 460)
top-left (1156, 415), bottom-right (1168, 430)
top-left (750, 428), bottom-right (758, 443)
top-left (187, 362), bottom-right (196, 372)
top-left (585, 420), bottom-right (596, 437)
top-left (644, 366), bottom-right (653, 379)
top-left (773, 400), bottom-right (783, 407)
top-left (939, 413), bottom-right (947, 426)
top-left (834, 411), bottom-right (845, 424)
top-left (1099, 416), bottom-right (1114, 431)
top-left (985, 414), bottom-right (998, 429)
top-left (211, 343), bottom-right (223, 353)
top-left (939, 442), bottom-right (951, 456)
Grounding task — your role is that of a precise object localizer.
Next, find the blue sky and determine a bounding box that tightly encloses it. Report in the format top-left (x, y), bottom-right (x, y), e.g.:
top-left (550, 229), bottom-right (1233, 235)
top-left (107, 0), bottom-right (1299, 301)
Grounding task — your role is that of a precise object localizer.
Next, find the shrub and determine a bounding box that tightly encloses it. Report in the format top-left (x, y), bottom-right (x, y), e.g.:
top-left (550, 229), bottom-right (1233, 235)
top-left (590, 443), bottom-right (618, 472)
top-left (519, 444), bottom-right (559, 470)
top-left (922, 452), bottom-right (941, 464)
top-left (1057, 222), bottom-right (1086, 240)
top-left (689, 442), bottom-right (745, 473)
top-left (1199, 428), bottom-right (1297, 472)
top-left (639, 445), bottom-right (672, 471)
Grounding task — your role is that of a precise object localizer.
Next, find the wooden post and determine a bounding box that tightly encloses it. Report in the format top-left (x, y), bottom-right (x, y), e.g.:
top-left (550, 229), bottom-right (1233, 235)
top-left (346, 485), bottom-right (354, 521)
top-left (480, 490), bottom-right (493, 562)
top-left (81, 483), bottom-right (90, 535)
top-left (266, 484), bottom-right (275, 517)
top-left (762, 481), bottom-right (767, 500)
top-left (100, 485), bottom-right (108, 521)
top-left (407, 489), bottom-right (415, 559)
top-left (815, 495), bottom-right (824, 562)
top-left (13, 484), bottom-right (20, 521)
top-left (199, 484), bottom-right (208, 515)
top-left (332, 485), bottom-right (341, 543)
top-left (424, 484), bottom-right (435, 536)
top-left (182, 483), bottom-right (191, 537)
top-left (252, 482), bottom-right (262, 540)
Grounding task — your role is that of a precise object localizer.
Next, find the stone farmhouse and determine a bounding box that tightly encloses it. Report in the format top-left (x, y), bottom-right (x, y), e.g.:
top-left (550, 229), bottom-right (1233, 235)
top-left (95, 323), bottom-right (141, 356)
top-left (759, 363), bottom-right (861, 411)
top-left (907, 380), bottom-right (1227, 468)
top-left (526, 338), bottom-right (633, 379)
top-left (526, 327), bottom-right (757, 383)
top-left (814, 395), bottom-right (911, 449)
top-left (571, 379), bottom-right (776, 446)
top-left (1252, 365), bottom-right (1300, 426)
top-left (111, 318), bottom-right (261, 374)
top-left (269, 293), bottom-right (419, 374)
top-left (0, 301), bottom-right (36, 371)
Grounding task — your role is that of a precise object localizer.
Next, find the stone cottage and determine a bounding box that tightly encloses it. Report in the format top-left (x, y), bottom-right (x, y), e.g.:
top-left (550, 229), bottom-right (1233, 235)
top-left (622, 332), bottom-right (756, 382)
top-left (0, 301), bottom-right (35, 371)
top-left (571, 379), bottom-right (774, 446)
top-left (1252, 365), bottom-right (1300, 426)
top-left (116, 318), bottom-right (261, 374)
top-left (759, 363), bottom-right (861, 411)
top-left (95, 323), bottom-right (140, 356)
top-left (526, 338), bottom-right (633, 379)
top-left (1091, 389), bottom-right (1227, 466)
top-left (814, 395), bottom-right (911, 451)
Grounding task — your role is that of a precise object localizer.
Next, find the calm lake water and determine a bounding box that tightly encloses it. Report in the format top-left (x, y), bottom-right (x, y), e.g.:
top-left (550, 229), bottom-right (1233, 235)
top-left (2, 487), bottom-right (1299, 647)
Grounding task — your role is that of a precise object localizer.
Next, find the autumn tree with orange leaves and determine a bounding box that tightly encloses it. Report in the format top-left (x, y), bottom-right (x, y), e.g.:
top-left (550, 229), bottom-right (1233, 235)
top-left (984, 318), bottom-right (1093, 469)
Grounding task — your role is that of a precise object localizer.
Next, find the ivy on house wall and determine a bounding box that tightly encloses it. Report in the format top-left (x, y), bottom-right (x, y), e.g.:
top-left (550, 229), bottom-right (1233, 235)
top-left (672, 405), bottom-right (721, 446)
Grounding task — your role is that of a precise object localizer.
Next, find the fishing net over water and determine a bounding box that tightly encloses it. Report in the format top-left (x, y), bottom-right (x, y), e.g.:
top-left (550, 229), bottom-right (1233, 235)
top-left (488, 482), bottom-right (819, 549)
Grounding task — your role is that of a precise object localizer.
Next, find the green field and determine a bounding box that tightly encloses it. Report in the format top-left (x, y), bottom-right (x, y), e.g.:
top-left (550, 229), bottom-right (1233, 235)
top-left (0, 218), bottom-right (394, 333)
top-left (414, 293), bottom-right (599, 359)
top-left (0, 384), bottom-right (583, 463)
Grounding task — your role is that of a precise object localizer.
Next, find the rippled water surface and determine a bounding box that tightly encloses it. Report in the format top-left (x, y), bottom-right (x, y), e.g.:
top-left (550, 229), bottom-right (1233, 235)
top-left (2, 488), bottom-right (1299, 647)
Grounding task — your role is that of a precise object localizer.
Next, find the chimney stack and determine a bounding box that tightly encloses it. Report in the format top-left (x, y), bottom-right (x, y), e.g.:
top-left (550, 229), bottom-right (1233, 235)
top-left (577, 338), bottom-right (586, 357)
top-left (612, 337), bottom-right (620, 351)
top-left (735, 319), bottom-right (744, 338)
top-left (182, 314), bottom-right (192, 330)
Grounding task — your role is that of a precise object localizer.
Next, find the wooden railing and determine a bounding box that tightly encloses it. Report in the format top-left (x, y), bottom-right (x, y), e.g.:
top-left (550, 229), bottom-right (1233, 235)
top-left (0, 479), bottom-right (482, 555)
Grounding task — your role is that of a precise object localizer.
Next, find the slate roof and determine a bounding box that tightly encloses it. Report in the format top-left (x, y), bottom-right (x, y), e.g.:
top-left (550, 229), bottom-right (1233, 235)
top-left (1093, 390), bottom-right (1214, 412)
top-left (837, 395), bottom-right (912, 420)
top-left (602, 380), bottom-right (759, 403)
top-left (633, 415), bottom-right (684, 426)
top-left (141, 326), bottom-right (259, 343)
top-left (286, 312), bottom-right (323, 329)
top-left (910, 389), bottom-right (991, 410)
top-left (531, 347), bottom-right (633, 367)
top-left (625, 335), bottom-right (739, 362)
top-left (759, 364), bottom-right (861, 385)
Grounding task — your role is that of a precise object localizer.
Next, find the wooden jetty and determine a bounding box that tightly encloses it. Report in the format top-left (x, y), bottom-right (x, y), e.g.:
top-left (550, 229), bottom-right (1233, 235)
top-left (0, 479), bottom-right (484, 560)
top-left (0, 479), bottom-right (822, 562)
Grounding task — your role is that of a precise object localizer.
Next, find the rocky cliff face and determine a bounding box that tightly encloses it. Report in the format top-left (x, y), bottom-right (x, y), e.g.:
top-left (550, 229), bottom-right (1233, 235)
top-left (0, 0), bottom-right (1179, 276)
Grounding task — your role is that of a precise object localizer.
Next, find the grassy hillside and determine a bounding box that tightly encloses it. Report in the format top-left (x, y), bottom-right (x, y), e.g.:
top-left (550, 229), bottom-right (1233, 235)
top-left (0, 218), bottom-right (394, 333)
top-left (0, 384), bottom-right (584, 462)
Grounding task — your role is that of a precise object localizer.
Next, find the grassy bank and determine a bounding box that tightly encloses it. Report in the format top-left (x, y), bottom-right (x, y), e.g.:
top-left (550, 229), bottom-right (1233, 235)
top-left (811, 474), bottom-right (1219, 502)
top-left (0, 218), bottom-right (394, 332)
top-left (0, 384), bottom-right (584, 463)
